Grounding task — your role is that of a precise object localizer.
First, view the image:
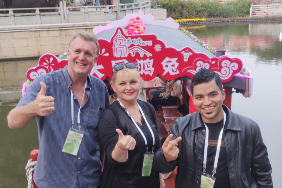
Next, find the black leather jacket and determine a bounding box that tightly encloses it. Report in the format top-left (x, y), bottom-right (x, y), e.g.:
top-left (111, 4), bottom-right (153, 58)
top-left (155, 105), bottom-right (273, 188)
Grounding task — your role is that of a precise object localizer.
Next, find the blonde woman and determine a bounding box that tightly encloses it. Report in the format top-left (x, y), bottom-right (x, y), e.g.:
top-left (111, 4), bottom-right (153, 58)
top-left (98, 63), bottom-right (162, 188)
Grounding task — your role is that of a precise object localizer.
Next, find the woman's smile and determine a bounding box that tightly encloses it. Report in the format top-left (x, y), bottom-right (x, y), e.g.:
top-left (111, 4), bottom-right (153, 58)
top-left (124, 91), bottom-right (134, 95)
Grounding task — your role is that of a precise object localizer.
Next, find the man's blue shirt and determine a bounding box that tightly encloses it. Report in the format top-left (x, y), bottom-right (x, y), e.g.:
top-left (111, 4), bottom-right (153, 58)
top-left (17, 66), bottom-right (110, 188)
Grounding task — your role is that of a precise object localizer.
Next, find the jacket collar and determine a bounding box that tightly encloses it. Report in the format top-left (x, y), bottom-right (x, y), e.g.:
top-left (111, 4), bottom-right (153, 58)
top-left (191, 105), bottom-right (241, 131)
top-left (62, 65), bottom-right (92, 90)
top-left (223, 105), bottom-right (241, 131)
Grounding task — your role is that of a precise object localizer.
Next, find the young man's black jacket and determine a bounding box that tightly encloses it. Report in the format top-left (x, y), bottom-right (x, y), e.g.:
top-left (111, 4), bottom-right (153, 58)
top-left (154, 105), bottom-right (273, 188)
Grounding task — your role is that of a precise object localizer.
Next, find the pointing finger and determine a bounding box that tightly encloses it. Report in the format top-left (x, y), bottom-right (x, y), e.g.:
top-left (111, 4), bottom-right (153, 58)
top-left (162, 134), bottom-right (173, 148)
top-left (167, 137), bottom-right (182, 150)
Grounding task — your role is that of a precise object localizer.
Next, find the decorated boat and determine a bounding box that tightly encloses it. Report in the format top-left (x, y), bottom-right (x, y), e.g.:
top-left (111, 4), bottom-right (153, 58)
top-left (24, 11), bottom-right (252, 188)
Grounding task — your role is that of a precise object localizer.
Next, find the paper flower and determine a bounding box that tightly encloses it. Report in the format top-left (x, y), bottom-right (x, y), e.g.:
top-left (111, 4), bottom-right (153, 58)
top-left (180, 27), bottom-right (217, 55)
top-left (125, 16), bottom-right (146, 35)
top-left (58, 51), bottom-right (67, 60)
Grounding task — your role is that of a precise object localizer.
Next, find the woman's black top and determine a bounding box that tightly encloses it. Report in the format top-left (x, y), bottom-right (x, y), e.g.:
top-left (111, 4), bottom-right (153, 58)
top-left (98, 100), bottom-right (161, 188)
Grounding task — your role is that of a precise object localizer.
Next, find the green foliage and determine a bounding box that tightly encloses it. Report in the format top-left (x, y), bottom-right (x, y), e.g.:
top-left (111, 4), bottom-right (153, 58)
top-left (242, 67), bottom-right (247, 72)
top-left (47, 0), bottom-right (60, 7)
top-left (65, 0), bottom-right (72, 7)
top-left (160, 0), bottom-right (206, 19)
top-left (227, 0), bottom-right (252, 17)
top-left (159, 0), bottom-right (252, 19)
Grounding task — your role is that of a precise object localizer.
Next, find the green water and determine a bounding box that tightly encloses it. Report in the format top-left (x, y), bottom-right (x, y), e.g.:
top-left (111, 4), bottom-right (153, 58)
top-left (0, 22), bottom-right (282, 187)
top-left (187, 23), bottom-right (282, 62)
top-left (0, 96), bottom-right (38, 188)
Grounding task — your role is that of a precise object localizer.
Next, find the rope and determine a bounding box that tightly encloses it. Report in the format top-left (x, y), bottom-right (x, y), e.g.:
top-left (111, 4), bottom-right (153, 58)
top-left (25, 159), bottom-right (37, 188)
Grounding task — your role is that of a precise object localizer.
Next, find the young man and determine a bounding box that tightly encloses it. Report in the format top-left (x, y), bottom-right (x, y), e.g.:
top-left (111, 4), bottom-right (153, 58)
top-left (7, 32), bottom-right (110, 188)
top-left (155, 68), bottom-right (273, 188)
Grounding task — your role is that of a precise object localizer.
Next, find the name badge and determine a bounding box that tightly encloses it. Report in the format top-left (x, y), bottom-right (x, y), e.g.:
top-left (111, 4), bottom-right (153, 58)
top-left (201, 172), bottom-right (215, 188)
top-left (62, 128), bottom-right (84, 156)
top-left (142, 153), bottom-right (154, 176)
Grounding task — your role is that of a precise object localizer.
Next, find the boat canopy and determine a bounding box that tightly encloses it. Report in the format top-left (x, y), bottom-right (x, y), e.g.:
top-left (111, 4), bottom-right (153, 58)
top-left (23, 12), bottom-right (252, 98)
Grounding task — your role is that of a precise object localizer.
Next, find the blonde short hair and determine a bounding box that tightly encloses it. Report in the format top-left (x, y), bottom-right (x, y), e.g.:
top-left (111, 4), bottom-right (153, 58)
top-left (69, 31), bottom-right (100, 57)
top-left (112, 65), bottom-right (140, 83)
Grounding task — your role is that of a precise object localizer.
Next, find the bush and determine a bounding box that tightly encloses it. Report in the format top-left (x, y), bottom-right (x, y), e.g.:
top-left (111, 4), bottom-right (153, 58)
top-left (47, 0), bottom-right (60, 7)
top-left (159, 0), bottom-right (252, 19)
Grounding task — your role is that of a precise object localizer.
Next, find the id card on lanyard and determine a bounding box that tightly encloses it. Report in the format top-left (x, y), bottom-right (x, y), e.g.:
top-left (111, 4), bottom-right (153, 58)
top-left (62, 128), bottom-right (84, 155)
top-left (142, 153), bottom-right (154, 176)
top-left (62, 81), bottom-right (87, 156)
top-left (118, 100), bottom-right (155, 176)
top-left (200, 111), bottom-right (226, 188)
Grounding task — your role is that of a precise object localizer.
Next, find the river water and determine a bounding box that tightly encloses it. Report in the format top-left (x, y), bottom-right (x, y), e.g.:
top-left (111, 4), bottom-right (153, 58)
top-left (190, 23), bottom-right (282, 186)
top-left (0, 23), bottom-right (281, 187)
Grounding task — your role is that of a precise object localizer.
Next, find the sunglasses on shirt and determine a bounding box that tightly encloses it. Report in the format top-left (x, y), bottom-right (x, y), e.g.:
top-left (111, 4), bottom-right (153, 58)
top-left (113, 62), bottom-right (138, 71)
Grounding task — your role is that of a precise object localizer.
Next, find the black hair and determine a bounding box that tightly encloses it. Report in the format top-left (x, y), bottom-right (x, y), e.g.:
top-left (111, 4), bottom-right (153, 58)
top-left (190, 68), bottom-right (223, 95)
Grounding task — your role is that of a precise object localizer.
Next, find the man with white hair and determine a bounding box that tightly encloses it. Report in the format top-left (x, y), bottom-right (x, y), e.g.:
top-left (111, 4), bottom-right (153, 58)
top-left (7, 31), bottom-right (110, 188)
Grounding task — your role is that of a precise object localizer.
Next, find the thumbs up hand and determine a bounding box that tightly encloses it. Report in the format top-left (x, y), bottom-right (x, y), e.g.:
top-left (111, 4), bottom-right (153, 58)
top-left (116, 129), bottom-right (136, 151)
top-left (162, 134), bottom-right (182, 163)
top-left (33, 82), bottom-right (55, 116)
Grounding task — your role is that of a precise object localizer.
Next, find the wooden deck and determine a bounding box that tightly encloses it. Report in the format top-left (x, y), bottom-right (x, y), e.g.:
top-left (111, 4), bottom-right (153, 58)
top-left (157, 112), bottom-right (177, 188)
top-left (164, 168), bottom-right (177, 188)
top-left (140, 79), bottom-right (193, 188)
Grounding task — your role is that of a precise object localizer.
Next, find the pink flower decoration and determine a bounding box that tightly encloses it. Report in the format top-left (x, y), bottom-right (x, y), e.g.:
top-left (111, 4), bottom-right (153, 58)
top-left (125, 16), bottom-right (146, 35)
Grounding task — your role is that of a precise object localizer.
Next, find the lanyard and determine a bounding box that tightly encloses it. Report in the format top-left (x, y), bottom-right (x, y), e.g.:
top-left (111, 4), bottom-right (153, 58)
top-left (202, 111), bottom-right (226, 177)
top-left (117, 100), bottom-right (155, 152)
top-left (70, 81), bottom-right (87, 131)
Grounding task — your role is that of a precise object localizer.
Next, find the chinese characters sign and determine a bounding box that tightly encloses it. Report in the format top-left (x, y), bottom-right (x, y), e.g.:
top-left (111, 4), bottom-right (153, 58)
top-left (94, 27), bottom-right (243, 83)
top-left (27, 27), bottom-right (243, 83)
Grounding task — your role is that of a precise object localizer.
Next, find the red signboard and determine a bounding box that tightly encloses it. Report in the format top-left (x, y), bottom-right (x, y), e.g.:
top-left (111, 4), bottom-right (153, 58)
top-left (27, 27), bottom-right (243, 83)
top-left (27, 53), bottom-right (68, 81)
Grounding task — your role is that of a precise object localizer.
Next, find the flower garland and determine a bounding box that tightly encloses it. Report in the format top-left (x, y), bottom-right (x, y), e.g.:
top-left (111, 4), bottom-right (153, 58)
top-left (58, 51), bottom-right (67, 60)
top-left (125, 17), bottom-right (146, 35)
top-left (180, 27), bottom-right (216, 54)
top-left (22, 80), bottom-right (32, 97)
